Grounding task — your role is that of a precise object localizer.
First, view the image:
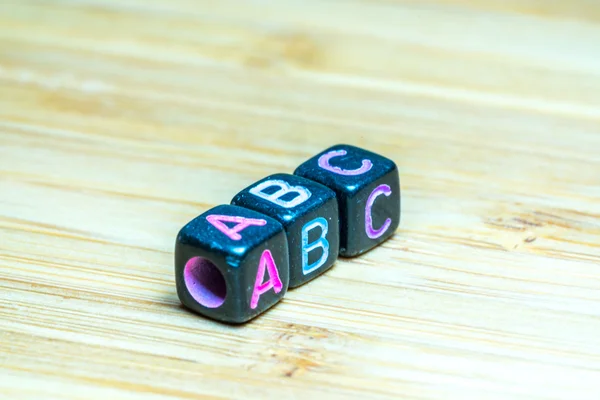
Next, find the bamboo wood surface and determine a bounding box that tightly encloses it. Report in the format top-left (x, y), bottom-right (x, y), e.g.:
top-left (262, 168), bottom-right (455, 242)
top-left (1, 1), bottom-right (600, 399)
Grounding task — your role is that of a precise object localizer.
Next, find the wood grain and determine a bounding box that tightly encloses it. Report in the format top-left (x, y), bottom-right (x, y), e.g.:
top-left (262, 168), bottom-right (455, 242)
top-left (1, 1), bottom-right (600, 399)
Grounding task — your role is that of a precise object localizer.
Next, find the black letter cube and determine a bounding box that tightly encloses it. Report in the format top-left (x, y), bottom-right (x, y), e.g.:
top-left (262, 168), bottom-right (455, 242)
top-left (175, 205), bottom-right (289, 324)
top-left (295, 144), bottom-right (400, 257)
top-left (231, 173), bottom-right (339, 288)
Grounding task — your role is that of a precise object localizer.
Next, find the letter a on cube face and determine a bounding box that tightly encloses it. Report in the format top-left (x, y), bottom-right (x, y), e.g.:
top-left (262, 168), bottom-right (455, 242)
top-left (251, 250), bottom-right (283, 309)
top-left (206, 215), bottom-right (267, 241)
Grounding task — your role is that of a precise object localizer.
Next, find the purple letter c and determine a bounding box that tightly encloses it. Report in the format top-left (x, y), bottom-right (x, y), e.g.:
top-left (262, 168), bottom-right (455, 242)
top-left (318, 150), bottom-right (373, 176)
top-left (366, 184), bottom-right (393, 239)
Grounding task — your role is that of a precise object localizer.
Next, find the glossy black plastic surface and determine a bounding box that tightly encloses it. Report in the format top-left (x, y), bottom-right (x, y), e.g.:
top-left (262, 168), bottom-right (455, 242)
top-left (231, 173), bottom-right (340, 288)
top-left (294, 144), bottom-right (400, 257)
top-left (175, 204), bottom-right (289, 324)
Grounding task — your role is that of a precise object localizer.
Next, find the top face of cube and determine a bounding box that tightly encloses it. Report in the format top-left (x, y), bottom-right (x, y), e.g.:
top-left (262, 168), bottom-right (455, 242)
top-left (177, 204), bottom-right (284, 262)
top-left (294, 144), bottom-right (397, 197)
top-left (230, 173), bottom-right (337, 227)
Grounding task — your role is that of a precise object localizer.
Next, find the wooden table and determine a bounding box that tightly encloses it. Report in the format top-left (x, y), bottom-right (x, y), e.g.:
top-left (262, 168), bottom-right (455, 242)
top-left (1, 1), bottom-right (599, 399)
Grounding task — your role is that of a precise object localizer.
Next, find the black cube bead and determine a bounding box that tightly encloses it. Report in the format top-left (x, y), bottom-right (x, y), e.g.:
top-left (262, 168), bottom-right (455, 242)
top-left (175, 205), bottom-right (289, 324)
top-left (294, 144), bottom-right (400, 257)
top-left (231, 173), bottom-right (339, 288)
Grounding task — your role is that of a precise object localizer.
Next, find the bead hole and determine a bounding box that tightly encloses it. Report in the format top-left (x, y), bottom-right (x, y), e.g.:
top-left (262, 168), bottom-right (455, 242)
top-left (184, 256), bottom-right (227, 308)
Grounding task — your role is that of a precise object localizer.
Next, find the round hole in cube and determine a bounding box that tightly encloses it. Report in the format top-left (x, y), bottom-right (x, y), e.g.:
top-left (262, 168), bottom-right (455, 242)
top-left (184, 256), bottom-right (227, 308)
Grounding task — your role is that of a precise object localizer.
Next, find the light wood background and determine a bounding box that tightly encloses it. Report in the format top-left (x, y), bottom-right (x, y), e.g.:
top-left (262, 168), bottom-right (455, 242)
top-left (1, 1), bottom-right (600, 399)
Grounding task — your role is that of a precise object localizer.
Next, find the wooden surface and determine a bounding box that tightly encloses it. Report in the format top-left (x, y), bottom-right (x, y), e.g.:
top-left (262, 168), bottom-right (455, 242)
top-left (1, 1), bottom-right (600, 399)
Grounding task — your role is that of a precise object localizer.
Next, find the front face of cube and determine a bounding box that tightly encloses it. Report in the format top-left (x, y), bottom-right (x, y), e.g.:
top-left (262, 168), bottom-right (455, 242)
top-left (175, 205), bottom-right (289, 324)
top-left (295, 144), bottom-right (401, 257)
top-left (231, 174), bottom-right (340, 288)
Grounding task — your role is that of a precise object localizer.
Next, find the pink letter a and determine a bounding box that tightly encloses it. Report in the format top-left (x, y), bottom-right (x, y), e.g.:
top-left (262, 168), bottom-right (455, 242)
top-left (250, 250), bottom-right (283, 309)
top-left (206, 215), bottom-right (267, 241)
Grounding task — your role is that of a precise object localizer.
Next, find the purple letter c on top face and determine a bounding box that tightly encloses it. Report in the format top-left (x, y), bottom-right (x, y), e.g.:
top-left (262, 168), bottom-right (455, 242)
top-left (318, 149), bottom-right (373, 176)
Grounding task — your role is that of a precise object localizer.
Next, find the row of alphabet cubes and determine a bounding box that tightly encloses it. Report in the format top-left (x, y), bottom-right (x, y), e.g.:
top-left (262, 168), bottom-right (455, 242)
top-left (174, 144), bottom-right (400, 323)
